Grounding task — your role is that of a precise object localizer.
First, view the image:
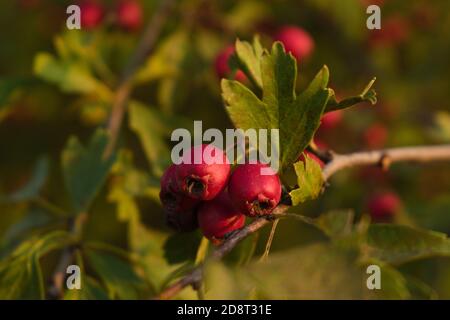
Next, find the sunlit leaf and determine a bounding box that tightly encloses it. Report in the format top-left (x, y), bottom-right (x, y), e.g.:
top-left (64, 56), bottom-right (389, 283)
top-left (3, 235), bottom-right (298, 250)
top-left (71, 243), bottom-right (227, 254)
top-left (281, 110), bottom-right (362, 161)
top-left (290, 155), bottom-right (324, 205)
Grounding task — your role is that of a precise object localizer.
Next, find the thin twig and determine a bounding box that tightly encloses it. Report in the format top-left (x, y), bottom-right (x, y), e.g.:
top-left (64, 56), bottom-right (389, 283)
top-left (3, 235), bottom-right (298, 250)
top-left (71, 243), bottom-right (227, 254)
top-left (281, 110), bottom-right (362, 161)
top-left (156, 144), bottom-right (450, 300)
top-left (47, 212), bottom-right (87, 299)
top-left (259, 219), bottom-right (279, 262)
top-left (103, 0), bottom-right (175, 159)
top-left (48, 1), bottom-right (175, 298)
top-left (322, 144), bottom-right (450, 181)
top-left (157, 205), bottom-right (289, 300)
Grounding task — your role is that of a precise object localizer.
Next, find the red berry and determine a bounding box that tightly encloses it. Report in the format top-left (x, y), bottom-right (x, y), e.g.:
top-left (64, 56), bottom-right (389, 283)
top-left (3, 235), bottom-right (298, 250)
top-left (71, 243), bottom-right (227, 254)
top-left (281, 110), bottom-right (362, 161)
top-left (274, 26), bottom-right (314, 62)
top-left (80, 1), bottom-right (104, 30)
top-left (299, 151), bottom-right (324, 168)
top-left (116, 0), bottom-right (143, 31)
top-left (228, 163), bottom-right (281, 217)
top-left (320, 110), bottom-right (342, 130)
top-left (214, 45), bottom-right (247, 82)
top-left (18, 0), bottom-right (41, 9)
top-left (364, 123), bottom-right (388, 149)
top-left (369, 16), bottom-right (410, 48)
top-left (368, 192), bottom-right (401, 222)
top-left (360, 0), bottom-right (384, 7)
top-left (176, 144), bottom-right (231, 200)
top-left (198, 191), bottom-right (245, 243)
top-left (160, 164), bottom-right (199, 232)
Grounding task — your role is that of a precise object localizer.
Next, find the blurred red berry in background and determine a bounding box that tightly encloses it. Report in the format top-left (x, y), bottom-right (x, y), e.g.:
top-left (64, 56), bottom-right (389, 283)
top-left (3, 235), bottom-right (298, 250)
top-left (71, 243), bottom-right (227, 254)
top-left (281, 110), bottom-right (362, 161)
top-left (320, 110), bottom-right (343, 131)
top-left (364, 123), bottom-right (388, 149)
top-left (369, 16), bottom-right (410, 47)
top-left (80, 0), bottom-right (104, 30)
top-left (368, 192), bottom-right (401, 222)
top-left (274, 25), bottom-right (314, 62)
top-left (214, 45), bottom-right (247, 82)
top-left (18, 0), bottom-right (41, 9)
top-left (116, 0), bottom-right (143, 31)
top-left (360, 0), bottom-right (384, 7)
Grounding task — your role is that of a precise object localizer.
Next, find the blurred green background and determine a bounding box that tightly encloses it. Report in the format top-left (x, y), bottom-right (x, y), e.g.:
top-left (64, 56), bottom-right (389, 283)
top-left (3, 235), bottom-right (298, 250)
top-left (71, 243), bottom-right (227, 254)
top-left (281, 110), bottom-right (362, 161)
top-left (1, 0), bottom-right (450, 299)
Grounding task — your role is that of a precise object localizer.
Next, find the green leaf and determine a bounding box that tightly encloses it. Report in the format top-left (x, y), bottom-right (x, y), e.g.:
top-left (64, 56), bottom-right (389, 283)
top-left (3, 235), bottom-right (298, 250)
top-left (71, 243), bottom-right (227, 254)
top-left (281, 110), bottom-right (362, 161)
top-left (128, 219), bottom-right (192, 293)
top-left (224, 2), bottom-right (269, 34)
top-left (3, 156), bottom-right (49, 203)
top-left (205, 243), bottom-right (373, 299)
top-left (64, 276), bottom-right (109, 300)
top-left (361, 259), bottom-right (437, 299)
top-left (0, 77), bottom-right (37, 107)
top-left (430, 111), bottom-right (450, 142)
top-left (33, 53), bottom-right (111, 99)
top-left (365, 260), bottom-right (411, 299)
top-left (325, 78), bottom-right (377, 112)
top-left (223, 42), bottom-right (331, 173)
top-left (128, 101), bottom-right (181, 177)
top-left (85, 248), bottom-right (143, 300)
top-left (280, 66), bottom-right (330, 168)
top-left (2, 208), bottom-right (52, 252)
top-left (61, 128), bottom-right (115, 213)
top-left (134, 30), bottom-right (201, 113)
top-left (315, 210), bottom-right (355, 238)
top-left (0, 231), bottom-right (73, 299)
top-left (233, 37), bottom-right (264, 87)
top-left (204, 261), bottom-right (243, 299)
top-left (134, 31), bottom-right (189, 84)
top-left (0, 254), bottom-right (44, 300)
top-left (221, 80), bottom-right (271, 130)
top-left (108, 150), bottom-right (160, 222)
top-left (289, 155), bottom-right (324, 205)
top-left (163, 232), bottom-right (202, 265)
top-left (365, 224), bottom-right (450, 265)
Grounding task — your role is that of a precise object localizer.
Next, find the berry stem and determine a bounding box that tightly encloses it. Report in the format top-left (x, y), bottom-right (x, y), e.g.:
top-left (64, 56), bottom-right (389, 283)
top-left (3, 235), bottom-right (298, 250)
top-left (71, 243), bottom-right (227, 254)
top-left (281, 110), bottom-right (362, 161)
top-left (259, 219), bottom-right (279, 262)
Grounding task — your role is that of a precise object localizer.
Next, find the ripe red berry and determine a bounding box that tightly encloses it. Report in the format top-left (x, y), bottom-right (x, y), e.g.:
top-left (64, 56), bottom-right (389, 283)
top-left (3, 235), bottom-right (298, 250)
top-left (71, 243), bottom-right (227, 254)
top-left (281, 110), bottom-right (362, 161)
top-left (198, 191), bottom-right (245, 243)
top-left (214, 45), bottom-right (247, 82)
top-left (160, 164), bottom-right (199, 232)
top-left (367, 192), bottom-right (401, 222)
top-left (274, 26), bottom-right (314, 62)
top-left (176, 144), bottom-right (231, 201)
top-left (364, 123), bottom-right (388, 149)
top-left (80, 1), bottom-right (104, 29)
top-left (299, 151), bottom-right (324, 168)
top-left (116, 0), bottom-right (143, 31)
top-left (320, 110), bottom-right (342, 130)
top-left (228, 163), bottom-right (281, 217)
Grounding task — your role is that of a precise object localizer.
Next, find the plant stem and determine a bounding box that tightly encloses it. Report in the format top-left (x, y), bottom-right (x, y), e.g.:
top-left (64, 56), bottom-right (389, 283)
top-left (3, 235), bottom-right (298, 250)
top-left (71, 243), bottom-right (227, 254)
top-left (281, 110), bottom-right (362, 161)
top-left (259, 219), bottom-right (279, 262)
top-left (103, 0), bottom-right (175, 159)
top-left (156, 143), bottom-right (450, 300)
top-left (322, 144), bottom-right (450, 181)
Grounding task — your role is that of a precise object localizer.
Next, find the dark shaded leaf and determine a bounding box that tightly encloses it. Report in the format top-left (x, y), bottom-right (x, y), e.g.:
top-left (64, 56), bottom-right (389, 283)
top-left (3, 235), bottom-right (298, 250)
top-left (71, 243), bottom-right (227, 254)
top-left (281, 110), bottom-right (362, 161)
top-left (365, 224), bottom-right (450, 265)
top-left (61, 129), bottom-right (115, 213)
top-left (85, 248), bottom-right (143, 300)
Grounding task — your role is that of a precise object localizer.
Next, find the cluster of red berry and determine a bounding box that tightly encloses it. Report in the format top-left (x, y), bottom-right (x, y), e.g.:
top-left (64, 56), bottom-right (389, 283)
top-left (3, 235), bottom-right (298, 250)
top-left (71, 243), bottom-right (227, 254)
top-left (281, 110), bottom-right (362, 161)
top-left (79, 0), bottom-right (142, 31)
top-left (159, 144), bottom-right (282, 244)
